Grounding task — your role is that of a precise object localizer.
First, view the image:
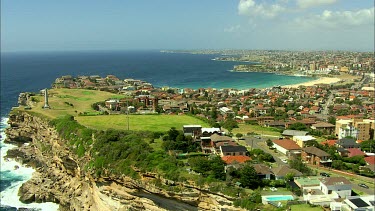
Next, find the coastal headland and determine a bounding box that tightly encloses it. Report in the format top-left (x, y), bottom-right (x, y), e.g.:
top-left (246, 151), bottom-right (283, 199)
top-left (4, 70), bottom-right (371, 210)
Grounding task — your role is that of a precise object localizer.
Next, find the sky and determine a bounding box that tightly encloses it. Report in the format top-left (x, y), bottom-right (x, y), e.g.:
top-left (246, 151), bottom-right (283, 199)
top-left (1, 0), bottom-right (374, 52)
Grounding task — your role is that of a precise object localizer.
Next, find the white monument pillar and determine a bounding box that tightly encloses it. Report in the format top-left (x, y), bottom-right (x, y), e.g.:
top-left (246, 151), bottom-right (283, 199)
top-left (43, 88), bottom-right (50, 109)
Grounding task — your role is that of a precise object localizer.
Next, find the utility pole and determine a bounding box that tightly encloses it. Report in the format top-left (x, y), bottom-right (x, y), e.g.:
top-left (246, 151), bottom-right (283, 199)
top-left (127, 100), bottom-right (130, 131)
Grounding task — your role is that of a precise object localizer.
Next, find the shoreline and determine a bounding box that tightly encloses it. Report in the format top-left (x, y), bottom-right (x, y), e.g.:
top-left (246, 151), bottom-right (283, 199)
top-left (0, 117), bottom-right (59, 210)
top-left (281, 77), bottom-right (342, 88)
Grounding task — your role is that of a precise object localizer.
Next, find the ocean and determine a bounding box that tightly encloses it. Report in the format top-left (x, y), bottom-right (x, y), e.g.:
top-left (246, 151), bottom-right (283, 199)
top-left (0, 50), bottom-right (314, 210)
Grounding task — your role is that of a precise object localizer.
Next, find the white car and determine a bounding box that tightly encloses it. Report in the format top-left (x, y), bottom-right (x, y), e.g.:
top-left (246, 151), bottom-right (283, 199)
top-left (281, 159), bottom-right (288, 163)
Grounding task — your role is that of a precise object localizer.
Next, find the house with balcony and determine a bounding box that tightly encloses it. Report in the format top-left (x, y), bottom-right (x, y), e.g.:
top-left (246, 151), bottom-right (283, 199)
top-left (311, 122), bottom-right (335, 134)
top-left (319, 177), bottom-right (352, 199)
top-left (302, 146), bottom-right (332, 167)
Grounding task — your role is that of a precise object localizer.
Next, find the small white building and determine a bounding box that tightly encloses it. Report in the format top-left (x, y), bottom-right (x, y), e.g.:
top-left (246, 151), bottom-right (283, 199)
top-left (319, 177), bottom-right (352, 199)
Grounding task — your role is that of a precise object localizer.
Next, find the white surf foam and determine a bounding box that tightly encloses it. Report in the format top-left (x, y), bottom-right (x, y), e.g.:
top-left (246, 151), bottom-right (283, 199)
top-left (0, 117), bottom-right (59, 210)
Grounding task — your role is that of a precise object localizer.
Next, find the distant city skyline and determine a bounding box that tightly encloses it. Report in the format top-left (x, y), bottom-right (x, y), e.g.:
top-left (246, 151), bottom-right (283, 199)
top-left (1, 0), bottom-right (374, 52)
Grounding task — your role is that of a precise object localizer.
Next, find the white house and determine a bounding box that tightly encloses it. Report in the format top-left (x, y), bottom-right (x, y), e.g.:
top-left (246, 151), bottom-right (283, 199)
top-left (319, 177), bottom-right (352, 199)
top-left (342, 195), bottom-right (375, 211)
top-left (272, 139), bottom-right (301, 157)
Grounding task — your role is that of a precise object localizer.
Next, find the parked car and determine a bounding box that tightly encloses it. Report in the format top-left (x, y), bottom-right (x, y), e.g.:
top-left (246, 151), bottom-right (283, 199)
top-left (320, 172), bottom-right (330, 177)
top-left (281, 159), bottom-right (288, 163)
top-left (358, 183), bottom-right (369, 189)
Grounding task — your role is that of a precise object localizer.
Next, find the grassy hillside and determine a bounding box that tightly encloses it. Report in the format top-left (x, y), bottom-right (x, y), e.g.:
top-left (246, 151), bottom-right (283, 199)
top-left (23, 88), bottom-right (209, 132)
top-left (28, 88), bottom-right (123, 119)
top-left (76, 115), bottom-right (209, 132)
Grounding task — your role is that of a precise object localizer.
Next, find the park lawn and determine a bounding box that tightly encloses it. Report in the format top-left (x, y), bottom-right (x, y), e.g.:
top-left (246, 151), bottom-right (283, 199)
top-left (291, 204), bottom-right (323, 211)
top-left (76, 114), bottom-right (210, 132)
top-left (25, 88), bottom-right (124, 119)
top-left (232, 124), bottom-right (282, 137)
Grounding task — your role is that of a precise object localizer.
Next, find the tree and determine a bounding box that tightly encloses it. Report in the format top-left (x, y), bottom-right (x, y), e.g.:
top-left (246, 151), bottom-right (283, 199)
top-left (167, 127), bottom-right (180, 141)
top-left (239, 164), bottom-right (260, 189)
top-left (222, 119), bottom-right (238, 131)
top-left (288, 122), bottom-right (307, 131)
top-left (328, 116), bottom-right (336, 125)
top-left (210, 107), bottom-right (218, 120)
top-left (289, 159), bottom-right (312, 175)
top-left (266, 139), bottom-right (274, 148)
top-left (236, 133), bottom-right (243, 140)
top-left (360, 140), bottom-right (375, 153)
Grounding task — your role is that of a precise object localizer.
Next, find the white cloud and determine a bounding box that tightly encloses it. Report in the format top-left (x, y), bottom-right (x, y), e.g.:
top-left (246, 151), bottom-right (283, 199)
top-left (238, 0), bottom-right (286, 19)
top-left (296, 0), bottom-right (337, 9)
top-left (224, 24), bottom-right (241, 33)
top-left (294, 7), bottom-right (374, 28)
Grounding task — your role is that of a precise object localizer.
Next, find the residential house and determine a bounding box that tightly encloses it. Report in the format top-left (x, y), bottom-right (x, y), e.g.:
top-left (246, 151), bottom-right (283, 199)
top-left (271, 165), bottom-right (302, 180)
top-left (257, 116), bottom-right (275, 126)
top-left (364, 156), bottom-right (375, 166)
top-left (281, 130), bottom-right (309, 138)
top-left (285, 119), bottom-right (316, 129)
top-left (342, 195), bottom-right (375, 211)
top-left (311, 122), bottom-right (335, 134)
top-left (319, 177), bottom-right (352, 199)
top-left (201, 128), bottom-right (221, 137)
top-left (293, 135), bottom-right (317, 148)
top-left (294, 177), bottom-right (321, 189)
top-left (347, 148), bottom-right (366, 158)
top-left (321, 139), bottom-right (337, 147)
top-left (336, 138), bottom-right (360, 149)
top-left (222, 155), bottom-right (251, 165)
top-left (302, 146), bottom-right (332, 167)
top-left (201, 134), bottom-right (234, 154)
top-left (219, 145), bottom-right (247, 157)
top-left (183, 125), bottom-right (202, 137)
top-left (219, 107), bottom-right (235, 117)
top-left (253, 164), bottom-right (273, 180)
top-left (272, 139), bottom-right (301, 158)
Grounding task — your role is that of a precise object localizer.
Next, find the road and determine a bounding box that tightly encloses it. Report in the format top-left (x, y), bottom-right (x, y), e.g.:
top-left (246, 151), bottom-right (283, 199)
top-left (241, 135), bottom-right (288, 166)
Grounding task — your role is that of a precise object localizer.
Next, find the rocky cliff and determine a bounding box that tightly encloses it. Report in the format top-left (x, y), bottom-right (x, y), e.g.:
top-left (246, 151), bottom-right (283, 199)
top-left (5, 111), bottom-right (244, 211)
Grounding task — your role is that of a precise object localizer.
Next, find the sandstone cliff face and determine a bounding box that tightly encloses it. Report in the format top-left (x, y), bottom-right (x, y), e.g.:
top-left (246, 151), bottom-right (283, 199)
top-left (5, 112), bottom-right (244, 211)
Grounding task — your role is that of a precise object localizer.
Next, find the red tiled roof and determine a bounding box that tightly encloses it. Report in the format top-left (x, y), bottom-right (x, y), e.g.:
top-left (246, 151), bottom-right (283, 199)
top-left (273, 139), bottom-right (301, 150)
top-left (364, 156), bottom-right (375, 165)
top-left (347, 148), bottom-right (366, 157)
top-left (222, 155), bottom-right (251, 164)
top-left (321, 140), bottom-right (337, 147)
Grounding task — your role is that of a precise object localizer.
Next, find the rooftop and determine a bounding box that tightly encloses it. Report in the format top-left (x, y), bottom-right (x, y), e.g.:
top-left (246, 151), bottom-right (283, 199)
top-left (295, 177), bottom-right (321, 187)
top-left (294, 135), bottom-right (316, 141)
top-left (222, 155), bottom-right (251, 164)
top-left (303, 146), bottom-right (330, 157)
top-left (273, 139), bottom-right (301, 150)
top-left (282, 130), bottom-right (308, 136)
top-left (319, 177), bottom-right (351, 186)
top-left (220, 145), bottom-right (247, 153)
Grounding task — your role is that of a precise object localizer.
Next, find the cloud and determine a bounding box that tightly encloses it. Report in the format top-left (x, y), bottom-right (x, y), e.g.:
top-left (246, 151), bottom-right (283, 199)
top-left (238, 0), bottom-right (286, 19)
top-left (224, 24), bottom-right (241, 33)
top-left (294, 7), bottom-right (374, 28)
top-left (296, 0), bottom-right (337, 9)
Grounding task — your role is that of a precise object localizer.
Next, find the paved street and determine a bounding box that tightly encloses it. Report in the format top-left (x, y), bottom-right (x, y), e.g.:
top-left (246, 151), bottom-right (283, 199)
top-left (242, 135), bottom-right (288, 166)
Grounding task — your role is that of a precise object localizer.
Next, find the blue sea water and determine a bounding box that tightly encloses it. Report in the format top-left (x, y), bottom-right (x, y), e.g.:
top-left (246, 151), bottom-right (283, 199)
top-left (0, 50), bottom-right (314, 209)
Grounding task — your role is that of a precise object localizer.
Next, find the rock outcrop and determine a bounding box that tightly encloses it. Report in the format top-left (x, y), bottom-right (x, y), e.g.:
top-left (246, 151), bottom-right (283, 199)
top-left (5, 111), bottom-right (244, 210)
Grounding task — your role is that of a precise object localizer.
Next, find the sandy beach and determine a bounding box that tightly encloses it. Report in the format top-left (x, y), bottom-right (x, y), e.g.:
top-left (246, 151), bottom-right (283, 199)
top-left (282, 77), bottom-right (342, 88)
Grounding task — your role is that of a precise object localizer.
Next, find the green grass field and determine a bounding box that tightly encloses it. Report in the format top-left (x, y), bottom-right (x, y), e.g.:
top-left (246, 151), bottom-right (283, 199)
top-left (19, 88), bottom-right (209, 132)
top-left (76, 115), bottom-right (209, 132)
top-left (25, 88), bottom-right (124, 119)
top-left (290, 204), bottom-right (323, 211)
